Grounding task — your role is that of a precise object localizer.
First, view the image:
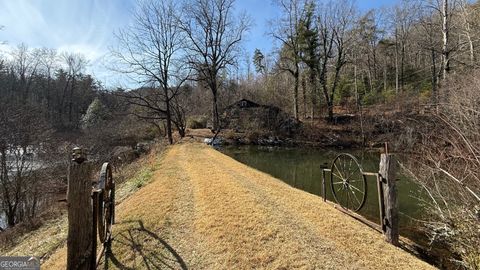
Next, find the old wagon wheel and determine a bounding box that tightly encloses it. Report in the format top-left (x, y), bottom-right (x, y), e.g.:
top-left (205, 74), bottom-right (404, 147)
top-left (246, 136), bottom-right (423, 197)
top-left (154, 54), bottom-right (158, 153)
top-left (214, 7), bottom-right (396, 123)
top-left (97, 162), bottom-right (115, 243)
top-left (330, 153), bottom-right (367, 212)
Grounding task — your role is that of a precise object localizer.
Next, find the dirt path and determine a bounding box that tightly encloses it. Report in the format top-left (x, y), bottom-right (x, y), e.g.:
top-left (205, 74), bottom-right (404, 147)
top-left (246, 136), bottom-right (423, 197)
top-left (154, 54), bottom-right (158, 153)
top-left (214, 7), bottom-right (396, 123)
top-left (44, 142), bottom-right (436, 269)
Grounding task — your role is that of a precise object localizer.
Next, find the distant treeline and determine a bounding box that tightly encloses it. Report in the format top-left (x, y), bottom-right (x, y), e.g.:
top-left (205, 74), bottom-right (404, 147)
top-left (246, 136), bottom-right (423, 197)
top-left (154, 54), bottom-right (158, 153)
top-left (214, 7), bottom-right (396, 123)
top-left (0, 45), bottom-right (100, 130)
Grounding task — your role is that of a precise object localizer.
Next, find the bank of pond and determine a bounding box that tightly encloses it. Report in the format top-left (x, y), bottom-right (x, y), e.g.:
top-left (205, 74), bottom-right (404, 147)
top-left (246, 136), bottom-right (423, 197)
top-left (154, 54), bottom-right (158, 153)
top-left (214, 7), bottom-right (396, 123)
top-left (220, 145), bottom-right (455, 268)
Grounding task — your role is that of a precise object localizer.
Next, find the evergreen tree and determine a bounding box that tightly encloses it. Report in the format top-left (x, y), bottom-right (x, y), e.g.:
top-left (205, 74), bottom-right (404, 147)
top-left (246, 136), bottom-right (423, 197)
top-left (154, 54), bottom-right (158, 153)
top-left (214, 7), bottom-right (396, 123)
top-left (253, 48), bottom-right (266, 74)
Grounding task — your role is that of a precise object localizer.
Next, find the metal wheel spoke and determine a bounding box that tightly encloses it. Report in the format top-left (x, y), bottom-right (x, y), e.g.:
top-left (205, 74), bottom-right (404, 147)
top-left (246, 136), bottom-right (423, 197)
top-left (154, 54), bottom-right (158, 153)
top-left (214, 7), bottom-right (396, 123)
top-left (349, 178), bottom-right (362, 183)
top-left (345, 167), bottom-right (360, 182)
top-left (333, 163), bottom-right (345, 179)
top-left (348, 186), bottom-right (362, 206)
top-left (349, 184), bottom-right (365, 195)
top-left (332, 172), bottom-right (344, 180)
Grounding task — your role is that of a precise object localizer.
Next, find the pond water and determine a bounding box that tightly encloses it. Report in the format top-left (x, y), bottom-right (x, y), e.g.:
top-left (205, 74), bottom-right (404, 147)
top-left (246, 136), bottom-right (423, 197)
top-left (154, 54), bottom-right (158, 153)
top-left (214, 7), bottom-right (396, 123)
top-left (220, 145), bottom-right (430, 240)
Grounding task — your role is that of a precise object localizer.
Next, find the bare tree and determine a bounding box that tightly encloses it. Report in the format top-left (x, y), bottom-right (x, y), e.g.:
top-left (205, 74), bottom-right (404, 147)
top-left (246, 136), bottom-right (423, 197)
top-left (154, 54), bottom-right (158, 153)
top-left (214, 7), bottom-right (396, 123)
top-left (0, 103), bottom-right (50, 227)
top-left (111, 0), bottom-right (188, 144)
top-left (38, 48), bottom-right (58, 118)
top-left (418, 7), bottom-right (441, 103)
top-left (391, 0), bottom-right (421, 93)
top-left (11, 44), bottom-right (41, 102)
top-left (356, 10), bottom-right (381, 93)
top-left (0, 44), bottom-right (97, 130)
top-left (61, 52), bottom-right (88, 126)
top-left (271, 0), bottom-right (305, 120)
top-left (458, 0), bottom-right (476, 66)
top-left (179, 0), bottom-right (250, 131)
top-left (317, 0), bottom-right (356, 120)
top-left (441, 0), bottom-right (450, 80)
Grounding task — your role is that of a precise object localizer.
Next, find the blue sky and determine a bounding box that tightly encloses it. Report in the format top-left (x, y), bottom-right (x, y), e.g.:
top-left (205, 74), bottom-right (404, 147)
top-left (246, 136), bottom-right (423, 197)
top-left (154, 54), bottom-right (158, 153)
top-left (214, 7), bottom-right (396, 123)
top-left (0, 0), bottom-right (396, 88)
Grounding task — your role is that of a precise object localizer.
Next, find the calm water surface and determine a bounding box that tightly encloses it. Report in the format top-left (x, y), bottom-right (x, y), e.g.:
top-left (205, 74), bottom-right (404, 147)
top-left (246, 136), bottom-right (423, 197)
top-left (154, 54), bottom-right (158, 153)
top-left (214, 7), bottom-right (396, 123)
top-left (220, 145), bottom-right (430, 239)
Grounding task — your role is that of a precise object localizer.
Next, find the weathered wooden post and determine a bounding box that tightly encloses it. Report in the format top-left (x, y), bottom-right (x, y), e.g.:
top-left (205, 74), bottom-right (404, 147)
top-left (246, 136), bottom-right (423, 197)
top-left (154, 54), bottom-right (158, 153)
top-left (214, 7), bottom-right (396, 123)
top-left (92, 190), bottom-right (99, 268)
top-left (67, 147), bottom-right (94, 270)
top-left (379, 153), bottom-right (399, 246)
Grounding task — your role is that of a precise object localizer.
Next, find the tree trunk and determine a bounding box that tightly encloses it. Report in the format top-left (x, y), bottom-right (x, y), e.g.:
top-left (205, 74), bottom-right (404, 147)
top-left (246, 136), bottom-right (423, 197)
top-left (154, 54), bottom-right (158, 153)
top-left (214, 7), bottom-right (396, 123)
top-left (367, 67), bottom-right (373, 93)
top-left (164, 87), bottom-right (173, 145)
top-left (174, 120), bottom-right (186, 138)
top-left (327, 100), bottom-right (334, 122)
top-left (354, 65), bottom-right (359, 106)
top-left (442, 0), bottom-right (450, 80)
top-left (302, 76), bottom-right (307, 119)
top-left (354, 64), bottom-right (365, 145)
top-left (60, 77), bottom-right (71, 126)
top-left (309, 70), bottom-right (317, 119)
top-left (383, 58), bottom-right (387, 93)
top-left (1, 147), bottom-right (16, 227)
top-left (165, 107), bottom-right (173, 144)
top-left (293, 71), bottom-right (299, 120)
top-left (46, 76), bottom-right (51, 120)
top-left (69, 76), bottom-right (75, 125)
top-left (212, 91), bottom-right (219, 132)
top-left (460, 0), bottom-right (475, 66)
top-left (401, 43), bottom-right (405, 91)
top-left (467, 34), bottom-right (475, 66)
top-left (30, 189), bottom-right (38, 219)
top-left (178, 126), bottom-right (186, 138)
top-left (395, 28), bottom-right (399, 94)
top-left (373, 47), bottom-right (377, 80)
top-left (431, 47), bottom-right (437, 104)
top-left (328, 51), bottom-right (344, 122)
top-left (320, 72), bottom-right (333, 121)
top-left (6, 205), bottom-right (15, 227)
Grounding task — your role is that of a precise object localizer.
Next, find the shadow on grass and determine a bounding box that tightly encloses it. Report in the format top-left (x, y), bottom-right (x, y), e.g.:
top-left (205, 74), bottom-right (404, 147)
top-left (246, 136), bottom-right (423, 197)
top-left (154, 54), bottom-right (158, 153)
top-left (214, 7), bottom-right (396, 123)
top-left (105, 220), bottom-right (187, 270)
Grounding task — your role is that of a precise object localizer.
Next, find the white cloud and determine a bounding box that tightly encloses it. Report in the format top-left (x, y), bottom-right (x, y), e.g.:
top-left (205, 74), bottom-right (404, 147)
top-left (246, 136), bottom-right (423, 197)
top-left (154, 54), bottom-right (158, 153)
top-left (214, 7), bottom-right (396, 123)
top-left (0, 0), bottom-right (135, 87)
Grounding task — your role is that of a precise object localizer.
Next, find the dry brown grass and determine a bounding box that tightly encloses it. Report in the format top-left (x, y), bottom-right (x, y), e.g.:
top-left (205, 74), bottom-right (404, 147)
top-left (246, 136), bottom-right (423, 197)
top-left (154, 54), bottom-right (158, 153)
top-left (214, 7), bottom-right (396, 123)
top-left (0, 145), bottom-right (164, 266)
top-left (43, 142), bottom-right (436, 269)
top-left (0, 209), bottom-right (68, 260)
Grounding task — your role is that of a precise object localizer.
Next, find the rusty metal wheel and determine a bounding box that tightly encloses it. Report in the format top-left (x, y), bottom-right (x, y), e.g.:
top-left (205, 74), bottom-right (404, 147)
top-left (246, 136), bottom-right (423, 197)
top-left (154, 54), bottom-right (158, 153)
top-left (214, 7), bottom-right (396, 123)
top-left (97, 162), bottom-right (114, 243)
top-left (330, 153), bottom-right (367, 212)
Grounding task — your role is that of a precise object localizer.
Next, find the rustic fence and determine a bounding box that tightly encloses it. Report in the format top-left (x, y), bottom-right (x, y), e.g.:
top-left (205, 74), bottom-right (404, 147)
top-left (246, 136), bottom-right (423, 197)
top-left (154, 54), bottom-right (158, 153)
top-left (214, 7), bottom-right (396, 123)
top-left (67, 147), bottom-right (115, 270)
top-left (321, 150), bottom-right (399, 246)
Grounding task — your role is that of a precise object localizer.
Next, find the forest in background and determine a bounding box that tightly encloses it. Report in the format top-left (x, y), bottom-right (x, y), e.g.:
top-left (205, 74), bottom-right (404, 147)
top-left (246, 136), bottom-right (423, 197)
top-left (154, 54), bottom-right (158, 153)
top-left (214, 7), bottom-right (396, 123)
top-left (0, 0), bottom-right (479, 268)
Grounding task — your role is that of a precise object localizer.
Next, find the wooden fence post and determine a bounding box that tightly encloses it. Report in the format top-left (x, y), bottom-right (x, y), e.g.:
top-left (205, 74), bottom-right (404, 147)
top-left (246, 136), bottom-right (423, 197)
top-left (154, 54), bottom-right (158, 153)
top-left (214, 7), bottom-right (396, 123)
top-left (379, 153), bottom-right (399, 246)
top-left (92, 190), bottom-right (99, 269)
top-left (67, 148), bottom-right (94, 270)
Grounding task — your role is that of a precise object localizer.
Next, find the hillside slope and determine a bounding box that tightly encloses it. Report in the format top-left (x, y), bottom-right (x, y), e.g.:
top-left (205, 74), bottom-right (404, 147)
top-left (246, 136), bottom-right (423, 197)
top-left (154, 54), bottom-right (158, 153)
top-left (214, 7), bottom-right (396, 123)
top-left (44, 142), bottom-right (436, 269)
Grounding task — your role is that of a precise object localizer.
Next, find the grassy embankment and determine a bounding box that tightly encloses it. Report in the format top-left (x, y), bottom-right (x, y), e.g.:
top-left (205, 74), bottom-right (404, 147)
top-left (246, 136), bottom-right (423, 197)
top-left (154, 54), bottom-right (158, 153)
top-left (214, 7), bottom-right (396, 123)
top-left (39, 141), bottom-right (435, 269)
top-left (0, 145), bottom-right (163, 263)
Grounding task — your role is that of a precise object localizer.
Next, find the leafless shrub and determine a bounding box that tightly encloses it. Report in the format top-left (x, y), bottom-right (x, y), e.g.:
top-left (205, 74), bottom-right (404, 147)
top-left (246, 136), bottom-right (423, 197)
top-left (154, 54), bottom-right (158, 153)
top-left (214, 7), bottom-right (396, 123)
top-left (403, 71), bottom-right (480, 269)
